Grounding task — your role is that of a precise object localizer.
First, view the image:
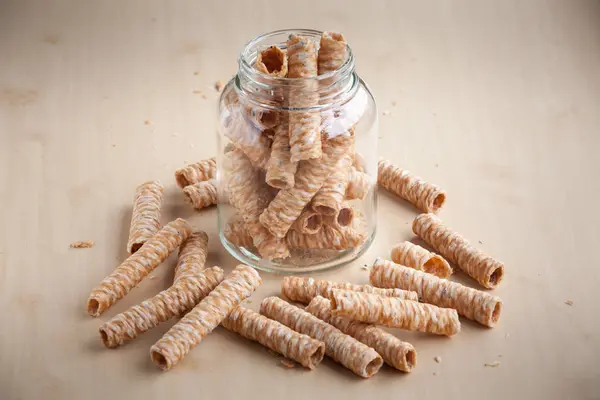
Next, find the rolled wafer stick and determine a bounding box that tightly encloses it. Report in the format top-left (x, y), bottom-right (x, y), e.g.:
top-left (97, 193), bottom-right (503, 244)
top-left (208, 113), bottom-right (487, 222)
top-left (87, 218), bottom-right (192, 317)
top-left (174, 231), bottom-right (208, 282)
top-left (329, 289), bottom-right (460, 336)
top-left (183, 180), bottom-right (218, 210)
top-left (391, 241), bottom-right (452, 279)
top-left (260, 296), bottom-right (383, 378)
top-left (378, 159), bottom-right (446, 213)
top-left (281, 276), bottom-right (418, 304)
top-left (286, 225), bottom-right (365, 251)
top-left (256, 45), bottom-right (288, 77)
top-left (150, 265), bottom-right (262, 370)
top-left (312, 154), bottom-right (352, 215)
top-left (370, 259), bottom-right (502, 327)
top-left (260, 131), bottom-right (353, 238)
top-left (99, 267), bottom-right (224, 348)
top-left (346, 167), bottom-right (370, 200)
top-left (175, 158), bottom-right (216, 188)
top-left (222, 306), bottom-right (325, 370)
top-left (317, 31), bottom-right (347, 75)
top-left (412, 213), bottom-right (504, 289)
top-left (287, 34), bottom-right (321, 162)
top-left (291, 208), bottom-right (323, 234)
top-left (265, 118), bottom-right (297, 190)
top-left (127, 180), bottom-right (164, 254)
top-left (224, 215), bottom-right (254, 248)
top-left (306, 296), bottom-right (416, 372)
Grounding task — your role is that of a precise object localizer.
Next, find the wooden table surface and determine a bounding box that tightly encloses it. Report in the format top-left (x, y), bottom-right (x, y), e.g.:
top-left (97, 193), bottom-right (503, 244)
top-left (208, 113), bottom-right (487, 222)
top-left (1, 0), bottom-right (599, 399)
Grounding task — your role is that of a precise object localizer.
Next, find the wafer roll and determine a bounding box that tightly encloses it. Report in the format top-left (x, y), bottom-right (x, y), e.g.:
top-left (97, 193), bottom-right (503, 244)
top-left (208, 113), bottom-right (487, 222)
top-left (175, 158), bottom-right (216, 188)
top-left (183, 180), bottom-right (218, 210)
top-left (127, 180), bottom-right (164, 254)
top-left (312, 154), bottom-right (352, 215)
top-left (290, 208), bottom-right (323, 234)
top-left (286, 225), bottom-right (365, 250)
top-left (346, 167), bottom-right (370, 200)
top-left (224, 215), bottom-right (254, 248)
top-left (265, 119), bottom-right (297, 190)
top-left (174, 231), bottom-right (209, 282)
top-left (317, 31), bottom-right (347, 75)
top-left (391, 241), bottom-right (452, 278)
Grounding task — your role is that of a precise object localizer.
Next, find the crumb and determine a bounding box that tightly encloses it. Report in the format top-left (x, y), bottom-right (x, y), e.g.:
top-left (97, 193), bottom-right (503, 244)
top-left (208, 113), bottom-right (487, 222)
top-left (391, 101), bottom-right (397, 106)
top-left (434, 356), bottom-right (441, 363)
top-left (361, 264), bottom-right (369, 270)
top-left (144, 120), bottom-right (150, 125)
top-left (435, 163), bottom-right (439, 168)
top-left (70, 240), bottom-right (94, 249)
top-left (111, 144), bottom-right (116, 147)
top-left (478, 240), bottom-right (484, 244)
top-left (432, 112), bottom-right (437, 116)
top-left (246, 299), bottom-right (252, 304)
top-left (565, 300), bottom-right (573, 306)
top-left (201, 94), bottom-right (207, 99)
top-left (193, 71), bottom-right (200, 76)
top-left (378, 136), bottom-right (383, 139)
top-left (433, 372), bottom-right (438, 376)
top-left (484, 361), bottom-right (500, 368)
top-left (498, 354), bottom-right (503, 358)
top-left (505, 332), bottom-right (510, 338)
top-left (149, 275), bottom-right (157, 280)
top-left (382, 110), bottom-right (391, 116)
top-left (193, 90), bottom-right (202, 94)
top-left (171, 133), bottom-right (178, 137)
top-left (267, 349), bottom-right (280, 357)
top-left (214, 80), bottom-right (224, 92)
top-left (280, 359), bottom-right (296, 369)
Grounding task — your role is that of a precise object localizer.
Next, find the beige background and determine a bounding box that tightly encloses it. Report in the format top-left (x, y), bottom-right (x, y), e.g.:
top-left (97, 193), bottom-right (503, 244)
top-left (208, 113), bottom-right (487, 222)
top-left (1, 0), bottom-right (599, 399)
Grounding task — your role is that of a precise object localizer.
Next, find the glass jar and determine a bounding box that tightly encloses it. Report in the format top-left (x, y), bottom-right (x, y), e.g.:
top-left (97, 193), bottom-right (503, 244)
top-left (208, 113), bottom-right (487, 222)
top-left (217, 29), bottom-right (377, 273)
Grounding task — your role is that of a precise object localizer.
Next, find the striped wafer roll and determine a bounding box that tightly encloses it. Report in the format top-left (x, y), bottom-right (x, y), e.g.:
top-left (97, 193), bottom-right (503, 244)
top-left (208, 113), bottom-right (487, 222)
top-left (329, 289), bottom-right (460, 336)
top-left (346, 167), bottom-right (370, 200)
top-left (99, 267), bottom-right (224, 348)
top-left (260, 296), bottom-right (383, 378)
top-left (378, 159), bottom-right (446, 213)
top-left (306, 296), bottom-right (416, 372)
top-left (312, 154), bottom-right (352, 215)
top-left (174, 231), bottom-right (209, 282)
top-left (222, 306), bottom-right (325, 370)
top-left (150, 265), bottom-right (262, 370)
top-left (224, 113), bottom-right (272, 169)
top-left (175, 158), bottom-right (216, 188)
top-left (286, 225), bottom-right (365, 251)
top-left (127, 180), bottom-right (164, 254)
top-left (370, 259), bottom-right (502, 327)
top-left (256, 45), bottom-right (288, 77)
top-left (260, 131), bottom-right (354, 238)
top-left (183, 180), bottom-right (218, 210)
top-left (291, 208), bottom-right (323, 234)
top-left (281, 276), bottom-right (418, 304)
top-left (287, 34), bottom-right (321, 162)
top-left (224, 215), bottom-right (254, 248)
top-left (323, 203), bottom-right (354, 229)
top-left (391, 241), bottom-right (452, 279)
top-left (317, 31), bottom-right (347, 75)
top-left (265, 118), bottom-right (297, 190)
top-left (87, 218), bottom-right (192, 317)
top-left (412, 213), bottom-right (504, 289)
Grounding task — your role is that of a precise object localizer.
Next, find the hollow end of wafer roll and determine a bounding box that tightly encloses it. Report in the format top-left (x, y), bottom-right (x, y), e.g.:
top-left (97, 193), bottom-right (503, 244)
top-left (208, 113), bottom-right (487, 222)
top-left (430, 192), bottom-right (446, 213)
top-left (363, 356), bottom-right (384, 378)
top-left (487, 265), bottom-right (504, 289)
top-left (313, 204), bottom-right (337, 216)
top-left (303, 214), bottom-right (323, 234)
top-left (308, 344), bottom-right (326, 369)
top-left (87, 297), bottom-right (104, 317)
top-left (490, 300), bottom-right (502, 326)
top-left (423, 255), bottom-right (452, 278)
top-left (403, 348), bottom-right (417, 371)
top-left (99, 327), bottom-right (116, 348)
top-left (336, 207), bottom-right (354, 227)
top-left (151, 349), bottom-right (171, 371)
top-left (130, 242), bottom-right (143, 254)
top-left (175, 173), bottom-right (190, 189)
top-left (257, 46), bottom-right (288, 77)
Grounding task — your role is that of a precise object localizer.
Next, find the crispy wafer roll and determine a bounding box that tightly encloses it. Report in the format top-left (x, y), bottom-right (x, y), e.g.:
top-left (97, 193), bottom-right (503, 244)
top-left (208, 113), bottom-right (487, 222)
top-left (265, 119), bottom-right (297, 190)
top-left (291, 208), bottom-right (323, 234)
top-left (391, 241), bottom-right (452, 279)
top-left (286, 225), bottom-right (365, 250)
top-left (175, 158), bottom-right (216, 188)
top-left (223, 109), bottom-right (272, 169)
top-left (183, 179), bottom-right (217, 210)
top-left (370, 259), bottom-right (502, 327)
top-left (99, 267), bottom-right (224, 348)
top-left (174, 231), bottom-right (208, 282)
top-left (378, 159), bottom-right (446, 213)
top-left (222, 306), bottom-right (325, 369)
top-left (312, 154), bottom-right (352, 215)
top-left (256, 45), bottom-right (288, 77)
top-left (260, 296), bottom-right (383, 378)
top-left (281, 276), bottom-right (418, 304)
top-left (329, 289), bottom-right (460, 336)
top-left (306, 296), bottom-right (416, 372)
top-left (224, 215), bottom-right (254, 248)
top-left (260, 131), bottom-right (353, 238)
top-left (413, 213), bottom-right (504, 289)
top-left (346, 167), bottom-right (370, 200)
top-left (323, 204), bottom-right (354, 229)
top-left (87, 218), bottom-right (192, 317)
top-left (126, 180), bottom-right (164, 254)
top-left (150, 265), bottom-right (262, 370)
top-left (287, 34), bottom-right (321, 162)
top-left (228, 149), bottom-right (290, 259)
top-left (317, 31), bottom-right (347, 75)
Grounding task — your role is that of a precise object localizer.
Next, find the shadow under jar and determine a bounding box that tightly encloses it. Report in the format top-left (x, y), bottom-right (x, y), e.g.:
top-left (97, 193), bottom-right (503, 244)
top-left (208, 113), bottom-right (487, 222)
top-left (217, 29), bottom-right (378, 273)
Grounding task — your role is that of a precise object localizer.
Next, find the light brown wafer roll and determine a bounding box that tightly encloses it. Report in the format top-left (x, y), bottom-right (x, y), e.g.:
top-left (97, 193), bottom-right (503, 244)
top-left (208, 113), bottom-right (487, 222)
top-left (175, 158), bottom-right (217, 188)
top-left (391, 241), bottom-right (452, 279)
top-left (183, 179), bottom-right (218, 210)
top-left (265, 118), bottom-right (297, 190)
top-left (306, 296), bottom-right (416, 372)
top-left (150, 265), bottom-right (262, 370)
top-left (317, 31), bottom-right (347, 75)
top-left (260, 296), bottom-right (383, 378)
top-left (99, 267), bottom-right (224, 348)
top-left (228, 149), bottom-right (290, 260)
top-left (174, 231), bottom-right (209, 282)
top-left (286, 225), bottom-right (365, 250)
top-left (281, 276), bottom-right (418, 304)
top-left (87, 218), bottom-right (192, 317)
top-left (329, 289), bottom-right (460, 336)
top-left (312, 154), bottom-right (352, 215)
top-left (256, 45), bottom-right (288, 77)
top-left (287, 34), bottom-right (321, 162)
top-left (224, 215), bottom-right (254, 248)
top-left (222, 306), bottom-right (325, 370)
top-left (370, 259), bottom-right (502, 327)
top-left (291, 208), bottom-right (323, 234)
top-left (224, 114), bottom-right (272, 169)
top-left (378, 159), bottom-right (446, 213)
top-left (346, 167), bottom-right (370, 200)
top-left (259, 131), bottom-right (353, 238)
top-left (412, 213), bottom-right (504, 289)
top-left (323, 204), bottom-right (354, 229)
top-left (126, 180), bottom-right (164, 254)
